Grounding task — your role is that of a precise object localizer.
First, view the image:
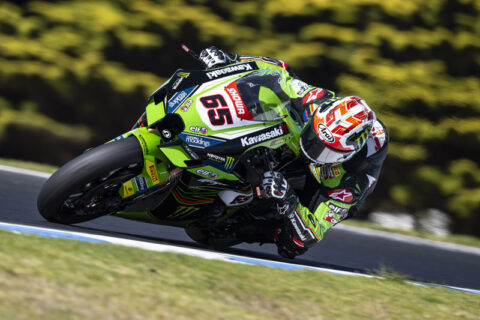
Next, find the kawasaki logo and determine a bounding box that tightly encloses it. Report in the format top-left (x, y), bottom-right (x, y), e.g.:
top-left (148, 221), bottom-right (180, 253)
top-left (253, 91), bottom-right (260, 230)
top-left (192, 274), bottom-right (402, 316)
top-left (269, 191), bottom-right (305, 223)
top-left (289, 215), bottom-right (307, 241)
top-left (206, 64), bottom-right (253, 79)
top-left (241, 127), bottom-right (284, 147)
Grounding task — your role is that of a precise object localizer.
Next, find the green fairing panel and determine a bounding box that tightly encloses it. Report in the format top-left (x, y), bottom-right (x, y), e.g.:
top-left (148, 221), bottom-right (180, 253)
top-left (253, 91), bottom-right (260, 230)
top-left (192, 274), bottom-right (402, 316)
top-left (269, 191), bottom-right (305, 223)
top-left (158, 144), bottom-right (191, 168)
top-left (146, 100), bottom-right (166, 127)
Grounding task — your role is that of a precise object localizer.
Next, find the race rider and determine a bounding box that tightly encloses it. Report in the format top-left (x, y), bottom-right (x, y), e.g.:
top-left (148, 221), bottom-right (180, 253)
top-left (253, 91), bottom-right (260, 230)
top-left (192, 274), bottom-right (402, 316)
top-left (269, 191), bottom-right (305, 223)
top-left (198, 47), bottom-right (389, 259)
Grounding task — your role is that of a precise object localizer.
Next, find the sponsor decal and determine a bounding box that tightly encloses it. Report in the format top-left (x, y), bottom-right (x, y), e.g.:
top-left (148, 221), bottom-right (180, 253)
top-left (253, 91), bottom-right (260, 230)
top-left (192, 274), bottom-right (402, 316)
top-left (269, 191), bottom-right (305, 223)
top-left (206, 63), bottom-right (255, 80)
top-left (206, 153), bottom-right (235, 170)
top-left (113, 135), bottom-right (126, 141)
top-left (122, 180), bottom-right (135, 198)
top-left (320, 166), bottom-right (328, 179)
top-left (230, 194), bottom-right (253, 205)
top-left (328, 166), bottom-right (334, 179)
top-left (196, 168), bottom-right (218, 179)
top-left (134, 177), bottom-right (148, 192)
top-left (172, 77), bottom-right (183, 90)
top-left (189, 126), bottom-right (208, 134)
top-left (317, 124), bottom-right (335, 143)
top-left (177, 72), bottom-right (190, 78)
top-left (207, 153), bottom-right (226, 162)
top-left (333, 165), bottom-right (341, 177)
top-left (324, 212), bottom-right (339, 224)
top-left (146, 160), bottom-right (159, 185)
top-left (225, 82), bottom-right (253, 120)
top-left (179, 133), bottom-right (225, 149)
top-left (302, 88), bottom-right (325, 104)
top-left (240, 126), bottom-right (284, 147)
top-left (186, 135), bottom-right (210, 147)
top-left (328, 189), bottom-right (354, 203)
top-left (167, 86), bottom-right (197, 113)
top-left (308, 214), bottom-right (317, 227)
top-left (366, 174), bottom-right (377, 189)
top-left (166, 205), bottom-right (199, 219)
top-left (288, 214), bottom-right (307, 241)
top-left (172, 72), bottom-right (190, 90)
top-left (270, 138), bottom-right (286, 147)
top-left (327, 203), bottom-right (348, 216)
top-left (137, 135), bottom-right (149, 153)
top-left (290, 79), bottom-right (311, 95)
top-left (308, 165), bottom-right (322, 184)
top-left (181, 99), bottom-right (193, 112)
top-left (302, 110), bottom-right (310, 122)
top-left (219, 190), bottom-right (253, 207)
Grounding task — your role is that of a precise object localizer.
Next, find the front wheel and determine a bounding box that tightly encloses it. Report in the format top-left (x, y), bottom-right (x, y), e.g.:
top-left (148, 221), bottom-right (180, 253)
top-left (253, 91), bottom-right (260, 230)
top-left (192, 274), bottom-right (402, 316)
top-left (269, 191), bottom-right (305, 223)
top-left (37, 137), bottom-right (143, 224)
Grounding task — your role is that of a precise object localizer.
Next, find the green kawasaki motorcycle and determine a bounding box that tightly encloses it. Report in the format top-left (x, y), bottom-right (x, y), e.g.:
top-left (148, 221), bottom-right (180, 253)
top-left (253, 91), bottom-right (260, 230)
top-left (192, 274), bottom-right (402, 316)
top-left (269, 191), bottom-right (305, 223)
top-left (37, 51), bottom-right (305, 246)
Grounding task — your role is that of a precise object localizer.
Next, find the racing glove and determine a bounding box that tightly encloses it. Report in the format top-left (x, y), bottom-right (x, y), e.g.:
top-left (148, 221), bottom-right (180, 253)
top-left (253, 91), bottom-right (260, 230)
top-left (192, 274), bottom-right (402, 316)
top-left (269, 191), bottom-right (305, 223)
top-left (199, 46), bottom-right (238, 69)
top-left (274, 225), bottom-right (308, 259)
top-left (260, 171), bottom-right (298, 216)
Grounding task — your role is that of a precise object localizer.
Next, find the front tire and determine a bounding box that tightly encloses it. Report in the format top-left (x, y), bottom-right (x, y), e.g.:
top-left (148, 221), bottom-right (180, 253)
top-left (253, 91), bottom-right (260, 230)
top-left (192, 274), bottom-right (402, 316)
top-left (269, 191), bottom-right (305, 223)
top-left (37, 137), bottom-right (143, 224)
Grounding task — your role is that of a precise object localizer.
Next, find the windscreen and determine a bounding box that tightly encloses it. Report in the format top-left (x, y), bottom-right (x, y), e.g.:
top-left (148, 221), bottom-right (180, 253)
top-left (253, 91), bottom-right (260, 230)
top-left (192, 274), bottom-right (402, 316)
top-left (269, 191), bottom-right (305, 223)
top-left (235, 70), bottom-right (292, 122)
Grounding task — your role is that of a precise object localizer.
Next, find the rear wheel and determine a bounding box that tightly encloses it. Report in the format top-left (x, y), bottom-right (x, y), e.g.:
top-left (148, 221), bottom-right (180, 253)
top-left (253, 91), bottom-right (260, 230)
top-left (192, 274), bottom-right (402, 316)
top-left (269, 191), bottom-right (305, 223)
top-left (37, 137), bottom-right (143, 224)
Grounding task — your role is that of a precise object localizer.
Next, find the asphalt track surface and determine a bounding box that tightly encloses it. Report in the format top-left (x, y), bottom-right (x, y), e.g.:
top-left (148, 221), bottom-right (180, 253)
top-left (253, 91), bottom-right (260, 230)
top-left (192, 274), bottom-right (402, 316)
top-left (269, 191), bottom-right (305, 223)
top-left (1, 168), bottom-right (480, 290)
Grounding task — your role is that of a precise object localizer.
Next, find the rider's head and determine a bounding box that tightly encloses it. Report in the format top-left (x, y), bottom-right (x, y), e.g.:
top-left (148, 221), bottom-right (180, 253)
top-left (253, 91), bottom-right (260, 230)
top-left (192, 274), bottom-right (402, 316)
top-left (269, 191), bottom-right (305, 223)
top-left (300, 96), bottom-right (376, 165)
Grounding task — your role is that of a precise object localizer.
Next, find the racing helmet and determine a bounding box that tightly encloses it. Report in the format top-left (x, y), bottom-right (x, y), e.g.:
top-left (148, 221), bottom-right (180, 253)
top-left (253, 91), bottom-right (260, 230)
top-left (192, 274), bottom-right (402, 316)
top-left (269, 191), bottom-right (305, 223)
top-left (300, 96), bottom-right (376, 165)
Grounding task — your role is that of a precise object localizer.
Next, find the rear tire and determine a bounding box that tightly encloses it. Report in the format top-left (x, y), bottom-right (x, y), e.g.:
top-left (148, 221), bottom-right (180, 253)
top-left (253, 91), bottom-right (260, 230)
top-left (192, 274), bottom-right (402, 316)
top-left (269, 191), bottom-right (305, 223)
top-left (37, 137), bottom-right (143, 224)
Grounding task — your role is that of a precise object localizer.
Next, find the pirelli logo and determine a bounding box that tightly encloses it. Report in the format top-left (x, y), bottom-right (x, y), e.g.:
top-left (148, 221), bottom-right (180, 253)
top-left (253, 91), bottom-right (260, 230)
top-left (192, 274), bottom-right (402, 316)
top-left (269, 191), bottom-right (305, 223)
top-left (146, 160), bottom-right (159, 185)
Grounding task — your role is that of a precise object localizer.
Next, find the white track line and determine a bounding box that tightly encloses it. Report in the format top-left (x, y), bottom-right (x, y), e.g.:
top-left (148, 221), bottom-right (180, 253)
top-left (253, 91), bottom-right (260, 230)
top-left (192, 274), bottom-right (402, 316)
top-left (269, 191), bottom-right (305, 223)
top-left (0, 165), bottom-right (51, 179)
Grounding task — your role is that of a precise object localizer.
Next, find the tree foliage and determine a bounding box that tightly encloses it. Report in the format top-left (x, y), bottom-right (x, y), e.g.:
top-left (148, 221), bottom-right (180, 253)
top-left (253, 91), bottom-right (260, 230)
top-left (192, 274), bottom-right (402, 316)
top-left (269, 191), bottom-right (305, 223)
top-left (0, 0), bottom-right (478, 233)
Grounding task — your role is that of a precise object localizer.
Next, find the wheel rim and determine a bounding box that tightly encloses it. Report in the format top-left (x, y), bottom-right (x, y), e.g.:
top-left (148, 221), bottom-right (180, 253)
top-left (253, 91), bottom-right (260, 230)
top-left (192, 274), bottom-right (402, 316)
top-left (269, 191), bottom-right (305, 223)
top-left (59, 164), bottom-right (140, 219)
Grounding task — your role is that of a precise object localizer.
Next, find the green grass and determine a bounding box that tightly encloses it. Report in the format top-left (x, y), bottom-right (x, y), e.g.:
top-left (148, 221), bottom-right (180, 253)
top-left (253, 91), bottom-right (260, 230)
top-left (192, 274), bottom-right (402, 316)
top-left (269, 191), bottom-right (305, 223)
top-left (0, 230), bottom-right (479, 320)
top-left (343, 219), bottom-right (480, 249)
top-left (0, 157), bottom-right (58, 173)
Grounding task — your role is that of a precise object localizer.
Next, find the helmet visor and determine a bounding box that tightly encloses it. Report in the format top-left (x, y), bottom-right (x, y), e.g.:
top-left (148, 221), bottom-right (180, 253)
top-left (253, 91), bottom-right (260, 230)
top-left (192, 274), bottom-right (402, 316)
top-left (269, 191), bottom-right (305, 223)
top-left (300, 120), bottom-right (354, 165)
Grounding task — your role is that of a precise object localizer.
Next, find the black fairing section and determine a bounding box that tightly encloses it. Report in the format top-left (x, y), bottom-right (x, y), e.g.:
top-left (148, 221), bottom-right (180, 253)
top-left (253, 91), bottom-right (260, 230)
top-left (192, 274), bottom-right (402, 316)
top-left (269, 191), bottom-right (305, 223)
top-left (151, 62), bottom-right (259, 107)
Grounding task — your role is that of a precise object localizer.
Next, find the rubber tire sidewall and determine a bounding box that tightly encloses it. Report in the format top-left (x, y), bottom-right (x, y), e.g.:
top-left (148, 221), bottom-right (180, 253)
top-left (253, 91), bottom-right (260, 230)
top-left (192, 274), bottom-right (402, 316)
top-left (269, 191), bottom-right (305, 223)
top-left (37, 137), bottom-right (143, 224)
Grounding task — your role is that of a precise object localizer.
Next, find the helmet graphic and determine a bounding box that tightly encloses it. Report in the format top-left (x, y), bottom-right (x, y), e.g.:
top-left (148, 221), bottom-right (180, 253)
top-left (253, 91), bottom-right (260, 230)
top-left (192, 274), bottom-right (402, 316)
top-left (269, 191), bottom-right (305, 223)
top-left (300, 96), bottom-right (376, 165)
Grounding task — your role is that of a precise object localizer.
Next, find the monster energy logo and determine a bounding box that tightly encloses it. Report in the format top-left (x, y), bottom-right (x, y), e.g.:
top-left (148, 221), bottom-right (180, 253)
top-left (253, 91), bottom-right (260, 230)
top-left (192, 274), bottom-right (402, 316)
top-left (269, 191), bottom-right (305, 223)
top-left (166, 206), bottom-right (199, 219)
top-left (207, 153), bottom-right (235, 170)
top-left (177, 72), bottom-right (190, 78)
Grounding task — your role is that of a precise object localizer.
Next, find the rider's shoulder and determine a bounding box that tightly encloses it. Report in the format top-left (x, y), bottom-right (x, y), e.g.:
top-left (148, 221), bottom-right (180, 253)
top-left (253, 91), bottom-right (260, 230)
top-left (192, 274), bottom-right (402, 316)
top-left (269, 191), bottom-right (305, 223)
top-left (365, 119), bottom-right (388, 157)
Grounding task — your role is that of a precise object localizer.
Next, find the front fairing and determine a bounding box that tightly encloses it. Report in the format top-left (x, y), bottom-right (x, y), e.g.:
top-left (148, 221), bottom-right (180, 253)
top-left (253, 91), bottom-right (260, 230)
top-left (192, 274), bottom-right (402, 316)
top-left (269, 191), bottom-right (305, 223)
top-left (141, 62), bottom-right (302, 178)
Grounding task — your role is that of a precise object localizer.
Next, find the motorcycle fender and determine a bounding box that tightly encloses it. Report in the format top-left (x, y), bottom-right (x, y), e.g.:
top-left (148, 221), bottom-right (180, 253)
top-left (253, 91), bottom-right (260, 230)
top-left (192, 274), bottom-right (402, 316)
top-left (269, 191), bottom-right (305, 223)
top-left (116, 128), bottom-right (171, 198)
